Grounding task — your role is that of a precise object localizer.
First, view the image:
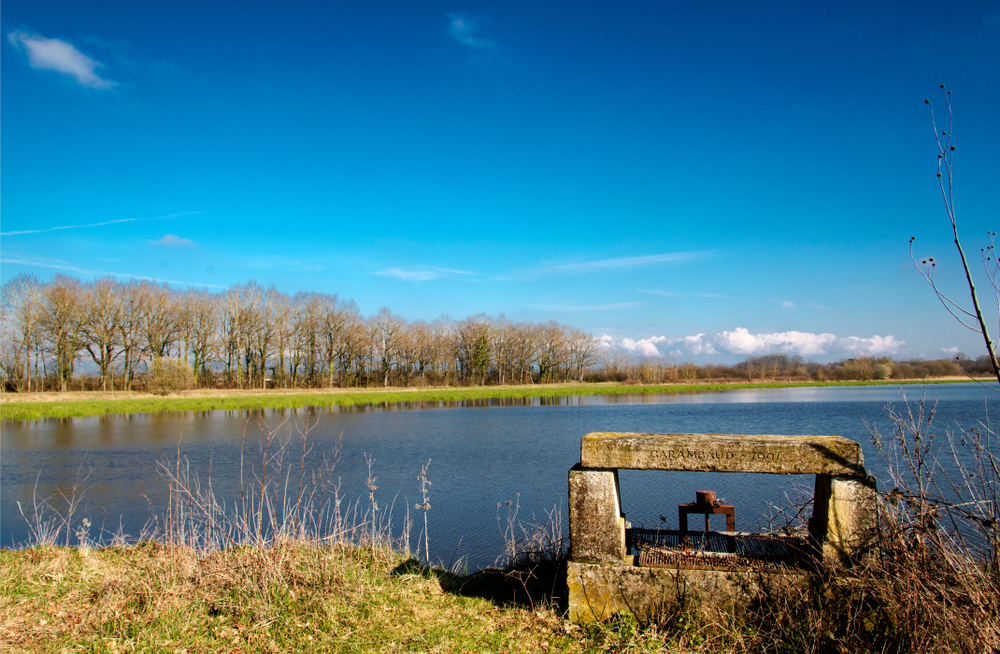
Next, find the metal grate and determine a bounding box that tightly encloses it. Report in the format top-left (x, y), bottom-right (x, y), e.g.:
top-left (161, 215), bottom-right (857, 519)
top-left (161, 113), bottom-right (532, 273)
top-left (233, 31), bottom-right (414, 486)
top-left (627, 528), bottom-right (811, 571)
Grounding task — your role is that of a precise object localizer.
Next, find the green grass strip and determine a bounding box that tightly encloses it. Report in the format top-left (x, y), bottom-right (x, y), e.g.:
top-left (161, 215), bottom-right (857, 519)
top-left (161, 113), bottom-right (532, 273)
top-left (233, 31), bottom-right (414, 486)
top-left (0, 378), bottom-right (967, 422)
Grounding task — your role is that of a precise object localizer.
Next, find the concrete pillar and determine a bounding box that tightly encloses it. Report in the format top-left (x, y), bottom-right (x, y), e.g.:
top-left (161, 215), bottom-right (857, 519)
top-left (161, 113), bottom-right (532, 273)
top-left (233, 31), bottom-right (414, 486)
top-left (568, 464), bottom-right (626, 563)
top-left (810, 473), bottom-right (878, 561)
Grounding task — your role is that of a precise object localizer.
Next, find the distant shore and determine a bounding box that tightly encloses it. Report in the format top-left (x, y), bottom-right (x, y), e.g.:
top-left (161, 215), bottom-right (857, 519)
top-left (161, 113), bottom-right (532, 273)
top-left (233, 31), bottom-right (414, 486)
top-left (1, 377), bottom-right (987, 422)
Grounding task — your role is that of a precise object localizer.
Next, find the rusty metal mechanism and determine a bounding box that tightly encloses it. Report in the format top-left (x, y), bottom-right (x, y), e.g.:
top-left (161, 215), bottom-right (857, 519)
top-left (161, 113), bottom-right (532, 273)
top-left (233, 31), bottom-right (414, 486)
top-left (624, 490), bottom-right (812, 571)
top-left (678, 489), bottom-right (736, 531)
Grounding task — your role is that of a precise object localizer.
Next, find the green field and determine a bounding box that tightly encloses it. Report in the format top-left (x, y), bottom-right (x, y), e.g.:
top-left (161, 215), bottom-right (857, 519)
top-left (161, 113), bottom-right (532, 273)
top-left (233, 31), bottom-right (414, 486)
top-left (0, 379), bottom-right (959, 422)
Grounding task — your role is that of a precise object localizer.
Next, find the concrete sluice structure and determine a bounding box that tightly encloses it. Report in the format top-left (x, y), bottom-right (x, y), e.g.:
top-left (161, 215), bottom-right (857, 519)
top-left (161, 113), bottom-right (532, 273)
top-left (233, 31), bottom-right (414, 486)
top-left (567, 432), bottom-right (878, 623)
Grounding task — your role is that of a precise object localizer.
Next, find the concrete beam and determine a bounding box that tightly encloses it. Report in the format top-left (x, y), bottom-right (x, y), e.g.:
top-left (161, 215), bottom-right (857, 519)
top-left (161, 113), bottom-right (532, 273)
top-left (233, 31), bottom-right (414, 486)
top-left (581, 432), bottom-right (865, 476)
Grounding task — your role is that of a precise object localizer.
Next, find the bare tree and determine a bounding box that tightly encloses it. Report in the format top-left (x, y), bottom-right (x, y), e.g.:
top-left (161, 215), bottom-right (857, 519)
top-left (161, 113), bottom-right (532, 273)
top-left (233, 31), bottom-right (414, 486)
top-left (566, 327), bottom-right (601, 382)
top-left (253, 285), bottom-right (287, 389)
top-left (371, 306), bottom-right (405, 387)
top-left (455, 314), bottom-right (491, 385)
top-left (117, 280), bottom-right (146, 389)
top-left (39, 275), bottom-right (84, 391)
top-left (80, 277), bottom-right (124, 391)
top-left (183, 288), bottom-right (219, 387)
top-left (911, 86), bottom-right (1000, 385)
top-left (141, 282), bottom-right (183, 360)
top-left (314, 294), bottom-right (347, 387)
top-left (1, 273), bottom-right (44, 391)
top-left (339, 305), bottom-right (367, 387)
top-left (536, 321), bottom-right (566, 383)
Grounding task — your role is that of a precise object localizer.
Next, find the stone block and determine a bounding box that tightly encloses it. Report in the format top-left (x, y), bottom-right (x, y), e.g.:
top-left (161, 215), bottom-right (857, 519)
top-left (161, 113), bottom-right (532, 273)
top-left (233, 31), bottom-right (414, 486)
top-left (567, 560), bottom-right (805, 623)
top-left (568, 464), bottom-right (625, 563)
top-left (581, 432), bottom-right (865, 476)
top-left (810, 473), bottom-right (878, 561)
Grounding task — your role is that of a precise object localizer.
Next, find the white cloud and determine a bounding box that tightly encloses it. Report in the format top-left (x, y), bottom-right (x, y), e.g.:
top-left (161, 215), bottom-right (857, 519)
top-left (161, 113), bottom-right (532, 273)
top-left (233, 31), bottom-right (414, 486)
top-left (599, 327), bottom-right (905, 361)
top-left (150, 234), bottom-right (195, 246)
top-left (942, 346), bottom-right (961, 355)
top-left (621, 336), bottom-right (668, 357)
top-left (672, 334), bottom-right (718, 356)
top-left (375, 266), bottom-right (475, 282)
top-left (780, 301), bottom-right (796, 310)
top-left (599, 335), bottom-right (669, 357)
top-left (7, 30), bottom-right (117, 89)
top-left (447, 13), bottom-right (497, 49)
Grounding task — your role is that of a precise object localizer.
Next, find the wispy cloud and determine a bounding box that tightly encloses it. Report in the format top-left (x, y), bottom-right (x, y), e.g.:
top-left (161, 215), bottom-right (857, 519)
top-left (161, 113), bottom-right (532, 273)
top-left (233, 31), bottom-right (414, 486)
top-left (375, 266), bottom-right (476, 282)
top-left (600, 327), bottom-right (905, 360)
top-left (498, 251), bottom-right (706, 281)
top-left (150, 234), bottom-right (195, 246)
top-left (447, 13), bottom-right (497, 49)
top-left (548, 252), bottom-right (702, 273)
top-left (0, 257), bottom-right (224, 288)
top-left (538, 302), bottom-right (640, 312)
top-left (776, 299), bottom-right (832, 311)
top-left (7, 30), bottom-right (117, 89)
top-left (0, 211), bottom-right (200, 236)
top-left (638, 289), bottom-right (731, 299)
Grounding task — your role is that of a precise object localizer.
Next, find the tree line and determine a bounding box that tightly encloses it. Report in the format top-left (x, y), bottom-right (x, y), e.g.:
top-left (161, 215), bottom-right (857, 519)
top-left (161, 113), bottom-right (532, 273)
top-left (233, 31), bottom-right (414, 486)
top-left (1, 273), bottom-right (981, 393)
top-left (592, 352), bottom-right (984, 384)
top-left (0, 273), bottom-right (602, 392)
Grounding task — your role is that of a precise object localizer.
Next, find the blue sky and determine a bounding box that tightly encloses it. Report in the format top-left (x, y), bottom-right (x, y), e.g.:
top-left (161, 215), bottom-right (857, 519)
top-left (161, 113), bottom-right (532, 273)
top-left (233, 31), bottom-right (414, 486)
top-left (3, 1), bottom-right (999, 363)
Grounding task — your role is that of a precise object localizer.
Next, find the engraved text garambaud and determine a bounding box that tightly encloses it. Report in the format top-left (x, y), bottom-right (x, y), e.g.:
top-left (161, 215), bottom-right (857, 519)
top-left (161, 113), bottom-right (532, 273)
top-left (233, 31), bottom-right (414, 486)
top-left (662, 449), bottom-right (781, 462)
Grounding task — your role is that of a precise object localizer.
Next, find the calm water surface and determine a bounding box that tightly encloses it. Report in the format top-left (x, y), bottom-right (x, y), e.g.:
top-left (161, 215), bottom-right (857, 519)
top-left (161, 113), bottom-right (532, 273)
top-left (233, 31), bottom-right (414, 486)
top-left (2, 384), bottom-right (997, 569)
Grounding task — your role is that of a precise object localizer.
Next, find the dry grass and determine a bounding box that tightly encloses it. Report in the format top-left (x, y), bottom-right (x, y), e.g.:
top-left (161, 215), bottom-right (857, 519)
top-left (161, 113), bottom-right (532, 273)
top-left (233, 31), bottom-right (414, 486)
top-left (0, 543), bottom-right (599, 653)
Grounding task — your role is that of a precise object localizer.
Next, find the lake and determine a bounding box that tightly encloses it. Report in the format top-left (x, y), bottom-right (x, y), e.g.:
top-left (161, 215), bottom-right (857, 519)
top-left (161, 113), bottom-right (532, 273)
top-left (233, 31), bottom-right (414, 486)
top-left (2, 383), bottom-right (996, 570)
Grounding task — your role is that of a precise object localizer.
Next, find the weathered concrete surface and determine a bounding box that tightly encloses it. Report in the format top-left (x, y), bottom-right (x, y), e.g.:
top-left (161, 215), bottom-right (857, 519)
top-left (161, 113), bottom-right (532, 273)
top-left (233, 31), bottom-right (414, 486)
top-left (569, 465), bottom-right (626, 563)
top-left (810, 473), bottom-right (879, 561)
top-left (581, 432), bottom-right (865, 476)
top-left (567, 560), bottom-right (805, 623)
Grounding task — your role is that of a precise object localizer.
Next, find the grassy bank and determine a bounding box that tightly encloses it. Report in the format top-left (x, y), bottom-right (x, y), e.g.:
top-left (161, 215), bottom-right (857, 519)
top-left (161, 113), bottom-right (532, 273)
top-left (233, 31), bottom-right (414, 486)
top-left (0, 543), bottom-right (602, 654)
top-left (3, 532), bottom-right (997, 654)
top-left (0, 379), bottom-right (965, 422)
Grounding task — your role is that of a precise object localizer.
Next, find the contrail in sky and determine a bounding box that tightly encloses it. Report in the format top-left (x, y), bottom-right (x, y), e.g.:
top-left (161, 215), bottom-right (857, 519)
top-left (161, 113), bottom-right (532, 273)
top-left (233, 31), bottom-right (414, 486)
top-left (0, 211), bottom-right (201, 236)
top-left (0, 257), bottom-right (225, 289)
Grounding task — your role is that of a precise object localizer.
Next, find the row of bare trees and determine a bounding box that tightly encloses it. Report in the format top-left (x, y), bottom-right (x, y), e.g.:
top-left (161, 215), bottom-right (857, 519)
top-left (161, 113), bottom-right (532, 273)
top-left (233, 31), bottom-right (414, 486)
top-left (0, 273), bottom-right (603, 392)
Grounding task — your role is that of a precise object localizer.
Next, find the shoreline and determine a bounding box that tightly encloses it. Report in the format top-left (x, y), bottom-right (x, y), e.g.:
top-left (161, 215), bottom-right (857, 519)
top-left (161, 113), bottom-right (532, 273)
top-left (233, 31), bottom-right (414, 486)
top-left (0, 377), bottom-right (988, 422)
